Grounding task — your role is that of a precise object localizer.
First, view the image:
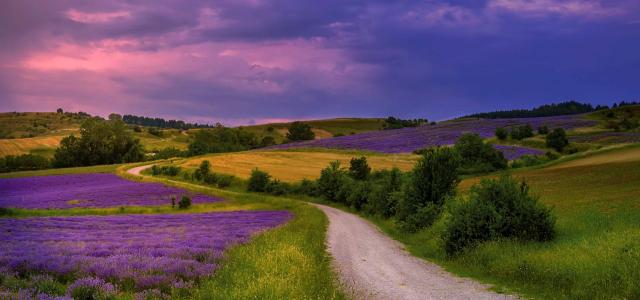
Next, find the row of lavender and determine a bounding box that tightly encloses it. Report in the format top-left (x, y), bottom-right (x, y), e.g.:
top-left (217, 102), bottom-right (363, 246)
top-left (268, 115), bottom-right (596, 157)
top-left (0, 211), bottom-right (291, 298)
top-left (0, 173), bottom-right (222, 209)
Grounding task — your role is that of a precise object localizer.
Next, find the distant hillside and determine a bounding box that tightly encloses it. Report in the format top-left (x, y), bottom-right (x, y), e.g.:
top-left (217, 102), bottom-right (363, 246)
top-left (240, 118), bottom-right (385, 143)
top-left (0, 112), bottom-right (90, 139)
top-left (465, 101), bottom-right (598, 119)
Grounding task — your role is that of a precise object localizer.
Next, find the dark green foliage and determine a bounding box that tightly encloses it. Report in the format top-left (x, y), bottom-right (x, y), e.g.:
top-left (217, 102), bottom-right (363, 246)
top-left (345, 180), bottom-right (371, 210)
top-left (510, 124), bottom-right (534, 140)
top-left (454, 133), bottom-right (507, 174)
top-left (260, 136), bottom-right (276, 147)
top-left (294, 179), bottom-right (321, 197)
top-left (193, 160), bottom-right (211, 181)
top-left (396, 147), bottom-right (460, 232)
top-left (546, 128), bottom-right (569, 152)
top-left (108, 113), bottom-right (122, 121)
top-left (537, 125), bottom-right (549, 135)
top-left (286, 121), bottom-right (315, 141)
top-left (495, 127), bottom-right (508, 140)
top-left (364, 168), bottom-right (404, 218)
top-left (466, 101), bottom-right (595, 119)
top-left (333, 133), bottom-right (345, 137)
top-left (155, 147), bottom-right (186, 159)
top-left (216, 174), bottom-right (234, 188)
top-left (147, 127), bottom-right (163, 137)
top-left (247, 168), bottom-right (271, 192)
top-left (151, 165), bottom-right (181, 176)
top-left (171, 196), bottom-right (176, 208)
top-left (349, 156), bottom-right (371, 180)
top-left (178, 195), bottom-right (191, 209)
top-left (122, 114), bottom-right (213, 129)
top-left (264, 179), bottom-right (292, 196)
top-left (382, 117), bottom-right (428, 130)
top-left (511, 155), bottom-right (546, 169)
top-left (132, 125), bottom-right (142, 133)
top-left (317, 161), bottom-right (347, 201)
top-left (0, 154), bottom-right (50, 173)
top-left (188, 126), bottom-right (258, 155)
top-left (53, 118), bottom-right (145, 167)
top-left (444, 175), bottom-right (555, 256)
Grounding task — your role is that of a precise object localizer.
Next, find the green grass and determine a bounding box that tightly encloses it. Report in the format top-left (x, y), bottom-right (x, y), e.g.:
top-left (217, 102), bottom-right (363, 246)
top-left (1, 164), bottom-right (346, 300)
top-left (0, 164), bottom-right (121, 178)
top-left (241, 118), bottom-right (385, 143)
top-left (361, 146), bottom-right (640, 299)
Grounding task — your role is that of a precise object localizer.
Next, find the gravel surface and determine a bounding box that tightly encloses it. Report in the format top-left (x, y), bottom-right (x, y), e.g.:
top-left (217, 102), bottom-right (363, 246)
top-left (314, 204), bottom-right (516, 300)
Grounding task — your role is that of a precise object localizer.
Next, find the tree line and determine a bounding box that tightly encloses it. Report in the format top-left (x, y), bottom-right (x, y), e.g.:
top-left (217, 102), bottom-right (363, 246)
top-left (122, 114), bottom-right (215, 129)
top-left (466, 101), bottom-right (598, 119)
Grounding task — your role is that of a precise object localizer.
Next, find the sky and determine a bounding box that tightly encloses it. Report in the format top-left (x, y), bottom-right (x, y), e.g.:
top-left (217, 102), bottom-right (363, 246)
top-left (1, 0), bottom-right (639, 125)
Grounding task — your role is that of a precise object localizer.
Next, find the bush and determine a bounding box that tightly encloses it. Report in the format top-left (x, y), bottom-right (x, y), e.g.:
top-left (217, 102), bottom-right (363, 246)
top-left (216, 174), bottom-right (234, 188)
top-left (0, 154), bottom-right (50, 173)
top-left (132, 125), bottom-right (142, 133)
top-left (155, 147), bottom-right (185, 159)
top-left (260, 136), bottom-right (276, 147)
top-left (443, 175), bottom-right (555, 256)
top-left (247, 168), bottom-right (271, 192)
top-left (148, 127), bottom-right (163, 137)
top-left (265, 179), bottom-right (291, 195)
top-left (546, 128), bottom-right (569, 152)
top-left (317, 161), bottom-right (347, 201)
top-left (286, 121), bottom-right (315, 141)
top-left (364, 168), bottom-right (403, 218)
top-left (396, 147), bottom-right (460, 232)
top-left (349, 156), bottom-right (371, 180)
top-left (454, 133), bottom-right (507, 174)
top-left (495, 127), bottom-right (508, 140)
top-left (193, 160), bottom-right (211, 181)
top-left (510, 155), bottom-right (545, 169)
top-left (510, 124), bottom-right (534, 140)
top-left (537, 125), bottom-right (549, 135)
top-left (187, 127), bottom-right (258, 156)
top-left (178, 195), bottom-right (191, 209)
top-left (293, 179), bottom-right (321, 197)
top-left (67, 277), bottom-right (116, 300)
top-left (345, 180), bottom-right (371, 210)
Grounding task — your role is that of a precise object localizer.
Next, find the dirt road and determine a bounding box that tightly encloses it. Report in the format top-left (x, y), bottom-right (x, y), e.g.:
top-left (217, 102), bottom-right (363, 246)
top-left (314, 204), bottom-right (515, 300)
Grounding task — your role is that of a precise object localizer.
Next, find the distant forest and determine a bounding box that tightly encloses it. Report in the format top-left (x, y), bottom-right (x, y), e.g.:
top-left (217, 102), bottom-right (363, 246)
top-left (122, 114), bottom-right (214, 129)
top-left (466, 101), bottom-right (602, 119)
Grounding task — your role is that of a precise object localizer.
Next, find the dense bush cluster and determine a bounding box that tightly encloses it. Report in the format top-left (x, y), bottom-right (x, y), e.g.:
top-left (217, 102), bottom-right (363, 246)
top-left (53, 119), bottom-right (145, 168)
top-left (151, 165), bottom-right (181, 176)
top-left (382, 116), bottom-right (428, 130)
top-left (546, 128), bottom-right (569, 152)
top-left (188, 126), bottom-right (259, 155)
top-left (122, 114), bottom-right (214, 129)
top-left (286, 122), bottom-right (315, 141)
top-left (454, 133), bottom-right (507, 174)
top-left (443, 175), bottom-right (555, 256)
top-left (509, 124), bottom-right (534, 140)
top-left (0, 154), bottom-right (50, 173)
top-left (466, 101), bottom-right (595, 119)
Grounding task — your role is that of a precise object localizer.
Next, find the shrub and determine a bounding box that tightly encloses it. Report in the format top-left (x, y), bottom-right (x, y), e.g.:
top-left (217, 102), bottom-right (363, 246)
top-left (203, 173), bottom-right (218, 184)
top-left (0, 154), bottom-right (50, 173)
top-left (396, 147), bottom-right (460, 232)
top-left (147, 127), bottom-right (163, 137)
top-left (444, 175), bottom-right (555, 256)
top-left (511, 155), bottom-right (545, 169)
top-left (537, 125), bottom-right (549, 135)
top-left (67, 277), bottom-right (116, 300)
top-left (155, 147), bottom-right (185, 159)
top-left (364, 168), bottom-right (404, 218)
top-left (349, 156), bottom-right (371, 180)
top-left (317, 161), bottom-right (347, 201)
top-left (216, 174), bottom-right (234, 188)
top-left (151, 165), bottom-right (160, 175)
top-left (171, 196), bottom-right (176, 208)
top-left (247, 168), bottom-right (271, 192)
top-left (286, 121), bottom-right (315, 141)
top-left (546, 128), bottom-right (569, 152)
top-left (132, 125), bottom-right (142, 133)
top-left (495, 127), bottom-right (508, 140)
top-left (333, 133), bottom-right (345, 137)
top-left (454, 133), bottom-right (507, 174)
top-left (345, 180), bottom-right (371, 210)
top-left (193, 160), bottom-right (211, 181)
top-left (265, 179), bottom-right (291, 195)
top-left (178, 195), bottom-right (191, 209)
top-left (293, 179), bottom-right (321, 197)
top-left (260, 136), bottom-right (276, 147)
top-left (510, 124), bottom-right (534, 140)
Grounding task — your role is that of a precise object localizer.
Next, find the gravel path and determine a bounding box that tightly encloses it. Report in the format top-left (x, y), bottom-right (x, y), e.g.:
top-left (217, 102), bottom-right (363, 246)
top-left (314, 204), bottom-right (516, 300)
top-left (127, 164), bottom-right (151, 176)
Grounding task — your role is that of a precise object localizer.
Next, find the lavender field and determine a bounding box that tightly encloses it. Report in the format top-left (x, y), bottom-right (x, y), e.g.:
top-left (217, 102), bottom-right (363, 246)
top-left (269, 115), bottom-right (595, 156)
top-left (0, 211), bottom-right (291, 297)
top-left (0, 173), bottom-right (222, 209)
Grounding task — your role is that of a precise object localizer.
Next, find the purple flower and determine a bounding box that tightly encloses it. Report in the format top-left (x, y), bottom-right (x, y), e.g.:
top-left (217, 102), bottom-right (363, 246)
top-left (0, 173), bottom-right (222, 209)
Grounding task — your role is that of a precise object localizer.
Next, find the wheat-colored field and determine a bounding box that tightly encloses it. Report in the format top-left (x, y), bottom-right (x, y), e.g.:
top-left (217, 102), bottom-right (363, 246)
top-left (0, 135), bottom-right (65, 157)
top-left (181, 150), bottom-right (419, 182)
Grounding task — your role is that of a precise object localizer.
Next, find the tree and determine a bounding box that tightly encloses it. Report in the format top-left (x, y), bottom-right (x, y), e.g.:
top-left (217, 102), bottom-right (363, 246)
top-left (537, 126), bottom-right (549, 135)
top-left (495, 127), bottom-right (508, 140)
top-left (260, 136), bottom-right (276, 147)
top-left (108, 113), bottom-right (122, 121)
top-left (349, 156), bottom-right (371, 180)
top-left (546, 128), bottom-right (569, 152)
top-left (318, 161), bottom-right (347, 201)
top-left (286, 121), bottom-right (315, 141)
top-left (56, 108), bottom-right (64, 114)
top-left (454, 133), bottom-right (507, 173)
top-left (53, 118), bottom-right (145, 167)
top-left (187, 126), bottom-right (258, 155)
top-left (247, 168), bottom-right (271, 192)
top-left (396, 147), bottom-right (460, 232)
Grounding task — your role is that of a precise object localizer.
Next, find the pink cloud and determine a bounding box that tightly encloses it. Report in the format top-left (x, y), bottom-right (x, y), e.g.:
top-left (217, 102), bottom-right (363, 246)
top-left (66, 9), bottom-right (131, 24)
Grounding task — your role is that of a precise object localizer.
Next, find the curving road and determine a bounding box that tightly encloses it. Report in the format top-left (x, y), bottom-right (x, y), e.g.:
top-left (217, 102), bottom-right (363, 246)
top-left (314, 204), bottom-right (516, 300)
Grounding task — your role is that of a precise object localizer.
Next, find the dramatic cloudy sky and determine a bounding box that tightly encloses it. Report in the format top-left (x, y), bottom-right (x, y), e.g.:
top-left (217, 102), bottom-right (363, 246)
top-left (1, 0), bottom-right (639, 125)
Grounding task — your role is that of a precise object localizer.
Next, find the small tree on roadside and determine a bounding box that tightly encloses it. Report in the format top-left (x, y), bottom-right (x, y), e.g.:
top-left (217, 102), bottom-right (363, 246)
top-left (318, 161), bottom-right (347, 201)
top-left (546, 128), bottom-right (569, 152)
top-left (349, 156), bottom-right (371, 180)
top-left (247, 168), bottom-right (271, 192)
top-left (396, 147), bottom-right (460, 232)
top-left (286, 122), bottom-right (315, 141)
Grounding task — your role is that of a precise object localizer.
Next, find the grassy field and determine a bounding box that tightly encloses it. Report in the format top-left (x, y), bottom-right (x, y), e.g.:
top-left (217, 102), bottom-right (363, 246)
top-left (242, 118), bottom-right (385, 143)
top-left (0, 112), bottom-right (83, 139)
top-left (369, 145), bottom-right (640, 299)
top-left (0, 164), bottom-right (346, 299)
top-left (0, 135), bottom-right (65, 157)
top-left (181, 149), bottom-right (419, 182)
